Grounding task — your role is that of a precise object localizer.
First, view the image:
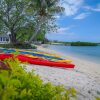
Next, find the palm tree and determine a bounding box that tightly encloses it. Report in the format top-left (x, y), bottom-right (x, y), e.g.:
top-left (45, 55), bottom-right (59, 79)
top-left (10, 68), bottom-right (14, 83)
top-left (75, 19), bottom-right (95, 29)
top-left (27, 0), bottom-right (64, 43)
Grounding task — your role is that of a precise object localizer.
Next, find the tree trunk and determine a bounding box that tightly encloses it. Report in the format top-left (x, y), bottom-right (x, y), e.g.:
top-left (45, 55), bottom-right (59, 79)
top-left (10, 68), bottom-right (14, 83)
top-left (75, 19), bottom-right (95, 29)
top-left (9, 30), bottom-right (17, 45)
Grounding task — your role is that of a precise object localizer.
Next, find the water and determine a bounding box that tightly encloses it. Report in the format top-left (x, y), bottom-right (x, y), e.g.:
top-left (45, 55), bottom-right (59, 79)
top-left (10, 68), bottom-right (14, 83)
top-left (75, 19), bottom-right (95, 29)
top-left (47, 45), bottom-right (100, 64)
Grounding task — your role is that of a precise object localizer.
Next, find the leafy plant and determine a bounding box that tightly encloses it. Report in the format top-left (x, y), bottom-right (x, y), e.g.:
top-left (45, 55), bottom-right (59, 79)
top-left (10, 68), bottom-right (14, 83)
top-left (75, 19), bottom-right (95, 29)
top-left (95, 97), bottom-right (100, 100)
top-left (0, 58), bottom-right (77, 100)
top-left (0, 44), bottom-right (36, 49)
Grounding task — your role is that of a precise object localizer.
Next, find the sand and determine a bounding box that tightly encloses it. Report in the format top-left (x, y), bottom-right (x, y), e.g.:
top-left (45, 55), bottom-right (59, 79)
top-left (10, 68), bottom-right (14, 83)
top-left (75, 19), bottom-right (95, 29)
top-left (25, 45), bottom-right (100, 100)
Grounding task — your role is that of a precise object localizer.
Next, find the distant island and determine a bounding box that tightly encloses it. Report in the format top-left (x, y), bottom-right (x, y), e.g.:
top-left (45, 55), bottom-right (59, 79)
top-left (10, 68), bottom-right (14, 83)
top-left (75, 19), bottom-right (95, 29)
top-left (70, 42), bottom-right (98, 46)
top-left (49, 41), bottom-right (98, 46)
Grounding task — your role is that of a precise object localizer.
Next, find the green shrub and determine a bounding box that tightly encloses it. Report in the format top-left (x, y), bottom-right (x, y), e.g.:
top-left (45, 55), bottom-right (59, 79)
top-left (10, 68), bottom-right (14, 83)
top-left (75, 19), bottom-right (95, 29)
top-left (0, 58), bottom-right (77, 100)
top-left (0, 43), bottom-right (36, 49)
top-left (95, 97), bottom-right (100, 100)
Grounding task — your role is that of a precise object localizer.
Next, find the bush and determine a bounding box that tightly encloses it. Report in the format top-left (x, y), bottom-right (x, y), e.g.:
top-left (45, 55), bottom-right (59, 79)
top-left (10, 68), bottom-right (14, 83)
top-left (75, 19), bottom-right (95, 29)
top-left (95, 97), bottom-right (100, 100)
top-left (0, 58), bottom-right (77, 100)
top-left (0, 43), bottom-right (36, 49)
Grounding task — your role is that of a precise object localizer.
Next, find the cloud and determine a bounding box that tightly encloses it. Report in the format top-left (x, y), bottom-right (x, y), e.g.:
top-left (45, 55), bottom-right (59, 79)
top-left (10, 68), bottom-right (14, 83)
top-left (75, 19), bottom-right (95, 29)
top-left (54, 15), bottom-right (60, 19)
top-left (84, 4), bottom-right (100, 12)
top-left (55, 25), bottom-right (75, 34)
top-left (60, 0), bottom-right (84, 16)
top-left (74, 12), bottom-right (90, 19)
top-left (46, 26), bottom-right (77, 41)
top-left (57, 27), bottom-right (70, 34)
top-left (46, 31), bottom-right (76, 41)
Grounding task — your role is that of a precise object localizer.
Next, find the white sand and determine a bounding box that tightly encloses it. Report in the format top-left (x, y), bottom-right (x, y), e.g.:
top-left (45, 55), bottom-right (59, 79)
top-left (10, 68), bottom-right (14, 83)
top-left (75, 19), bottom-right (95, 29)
top-left (26, 45), bottom-right (100, 100)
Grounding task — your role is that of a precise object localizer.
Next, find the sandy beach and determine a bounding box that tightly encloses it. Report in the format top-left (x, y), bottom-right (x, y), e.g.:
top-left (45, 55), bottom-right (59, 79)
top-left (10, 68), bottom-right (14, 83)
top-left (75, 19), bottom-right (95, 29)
top-left (26, 45), bottom-right (100, 100)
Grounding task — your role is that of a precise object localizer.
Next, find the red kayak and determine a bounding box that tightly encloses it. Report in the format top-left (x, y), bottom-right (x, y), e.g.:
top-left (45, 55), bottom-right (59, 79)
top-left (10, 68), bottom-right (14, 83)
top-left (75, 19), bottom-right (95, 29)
top-left (0, 54), bottom-right (75, 68)
top-left (0, 54), bottom-right (13, 60)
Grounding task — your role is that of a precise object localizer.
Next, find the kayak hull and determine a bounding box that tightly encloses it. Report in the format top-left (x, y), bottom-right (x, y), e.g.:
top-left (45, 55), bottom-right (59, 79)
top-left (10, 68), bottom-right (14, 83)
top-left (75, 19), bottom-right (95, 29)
top-left (0, 54), bottom-right (75, 68)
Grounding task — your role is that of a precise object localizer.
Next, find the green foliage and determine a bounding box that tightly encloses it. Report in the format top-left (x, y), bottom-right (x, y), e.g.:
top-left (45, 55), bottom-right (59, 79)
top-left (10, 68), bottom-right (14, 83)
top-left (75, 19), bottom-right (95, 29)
top-left (71, 42), bottom-right (97, 46)
top-left (16, 22), bottom-right (35, 42)
top-left (0, 58), bottom-right (77, 100)
top-left (0, 44), bottom-right (36, 49)
top-left (35, 31), bottom-right (45, 41)
top-left (26, 0), bottom-right (64, 43)
top-left (49, 41), bottom-right (98, 46)
top-left (0, 0), bottom-right (64, 44)
top-left (95, 97), bottom-right (100, 100)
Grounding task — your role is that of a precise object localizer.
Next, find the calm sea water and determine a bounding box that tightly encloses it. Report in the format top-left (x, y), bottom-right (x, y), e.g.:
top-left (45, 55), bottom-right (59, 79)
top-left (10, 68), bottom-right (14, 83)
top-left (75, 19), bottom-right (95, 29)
top-left (47, 45), bottom-right (100, 64)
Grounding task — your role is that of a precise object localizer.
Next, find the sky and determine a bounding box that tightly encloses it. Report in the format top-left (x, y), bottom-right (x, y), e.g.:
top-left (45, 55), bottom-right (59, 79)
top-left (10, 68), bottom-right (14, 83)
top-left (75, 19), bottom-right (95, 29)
top-left (46, 0), bottom-right (100, 42)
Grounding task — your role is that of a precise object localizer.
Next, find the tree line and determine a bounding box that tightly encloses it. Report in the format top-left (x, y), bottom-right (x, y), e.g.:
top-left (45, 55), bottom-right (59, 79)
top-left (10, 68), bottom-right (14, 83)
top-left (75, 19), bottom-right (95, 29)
top-left (49, 41), bottom-right (98, 46)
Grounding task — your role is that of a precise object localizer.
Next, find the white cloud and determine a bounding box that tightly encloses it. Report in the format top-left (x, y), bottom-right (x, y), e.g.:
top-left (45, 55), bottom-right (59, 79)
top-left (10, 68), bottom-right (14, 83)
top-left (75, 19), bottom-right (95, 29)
top-left (57, 27), bottom-right (70, 34)
top-left (54, 15), bottom-right (60, 19)
top-left (84, 4), bottom-right (100, 12)
top-left (74, 12), bottom-right (90, 19)
top-left (56, 25), bottom-right (75, 34)
top-left (60, 0), bottom-right (84, 16)
top-left (51, 26), bottom-right (74, 35)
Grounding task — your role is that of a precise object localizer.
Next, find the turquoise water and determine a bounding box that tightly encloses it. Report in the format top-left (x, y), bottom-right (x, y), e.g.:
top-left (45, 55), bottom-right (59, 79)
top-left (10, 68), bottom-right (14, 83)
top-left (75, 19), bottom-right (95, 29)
top-left (47, 45), bottom-right (100, 64)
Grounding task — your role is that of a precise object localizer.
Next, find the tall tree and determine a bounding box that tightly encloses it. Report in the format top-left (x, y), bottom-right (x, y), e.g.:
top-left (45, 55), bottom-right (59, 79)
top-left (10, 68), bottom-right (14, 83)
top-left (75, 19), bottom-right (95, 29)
top-left (0, 0), bottom-right (33, 44)
top-left (27, 0), bottom-right (64, 43)
top-left (0, 0), bottom-right (64, 45)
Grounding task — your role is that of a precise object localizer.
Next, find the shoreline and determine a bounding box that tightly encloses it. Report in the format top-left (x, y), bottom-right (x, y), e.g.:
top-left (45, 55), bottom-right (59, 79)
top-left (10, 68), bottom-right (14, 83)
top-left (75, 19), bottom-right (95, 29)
top-left (45, 45), bottom-right (100, 64)
top-left (26, 45), bottom-right (100, 100)
top-left (37, 45), bottom-right (100, 76)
